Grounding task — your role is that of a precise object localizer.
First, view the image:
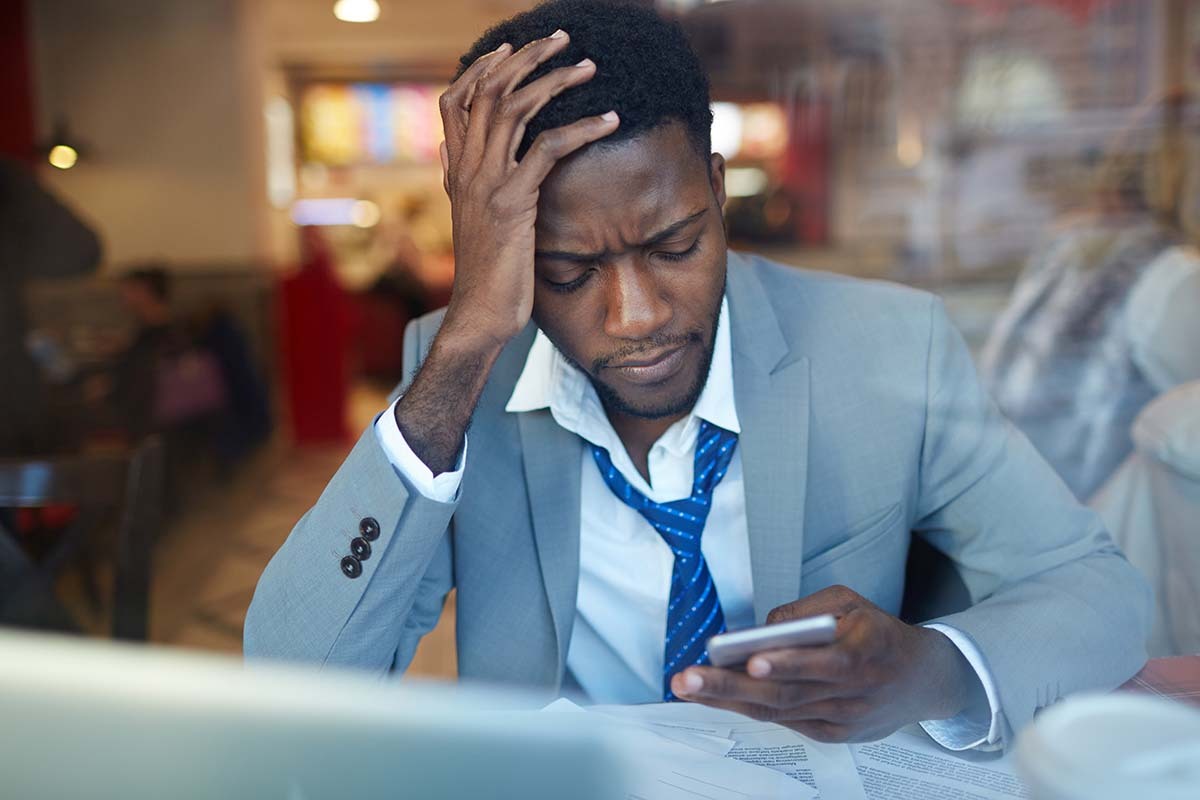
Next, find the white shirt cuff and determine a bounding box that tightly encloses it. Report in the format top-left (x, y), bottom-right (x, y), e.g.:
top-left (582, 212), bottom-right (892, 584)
top-left (373, 397), bottom-right (466, 503)
top-left (918, 623), bottom-right (1005, 751)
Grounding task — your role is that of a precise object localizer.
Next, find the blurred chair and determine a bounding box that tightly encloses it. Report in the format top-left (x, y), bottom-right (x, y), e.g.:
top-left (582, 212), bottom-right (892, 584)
top-left (1092, 382), bottom-right (1200, 657)
top-left (0, 437), bottom-right (164, 640)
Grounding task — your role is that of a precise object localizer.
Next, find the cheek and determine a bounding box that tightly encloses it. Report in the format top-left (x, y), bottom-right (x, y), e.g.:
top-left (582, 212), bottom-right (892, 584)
top-left (668, 257), bottom-right (724, 313)
top-left (532, 297), bottom-right (596, 366)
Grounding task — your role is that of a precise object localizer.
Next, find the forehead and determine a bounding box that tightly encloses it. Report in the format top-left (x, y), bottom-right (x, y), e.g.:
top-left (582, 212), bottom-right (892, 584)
top-left (535, 123), bottom-right (710, 250)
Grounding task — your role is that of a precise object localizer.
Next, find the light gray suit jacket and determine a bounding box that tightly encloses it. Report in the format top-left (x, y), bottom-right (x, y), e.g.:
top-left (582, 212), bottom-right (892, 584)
top-left (245, 252), bottom-right (1151, 741)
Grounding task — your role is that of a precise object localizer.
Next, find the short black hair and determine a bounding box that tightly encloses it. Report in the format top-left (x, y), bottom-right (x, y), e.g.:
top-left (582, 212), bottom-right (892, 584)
top-left (122, 265), bottom-right (170, 302)
top-left (456, 0), bottom-right (712, 161)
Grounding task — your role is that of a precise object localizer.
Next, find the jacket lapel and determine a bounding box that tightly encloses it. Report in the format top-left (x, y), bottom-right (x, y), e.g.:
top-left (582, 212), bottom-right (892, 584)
top-left (518, 408), bottom-right (583, 688)
top-left (727, 254), bottom-right (812, 623)
top-left (475, 324), bottom-right (582, 689)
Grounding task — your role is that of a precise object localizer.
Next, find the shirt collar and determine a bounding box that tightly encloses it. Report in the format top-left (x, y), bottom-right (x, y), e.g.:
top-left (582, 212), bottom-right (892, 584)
top-left (505, 296), bottom-right (740, 447)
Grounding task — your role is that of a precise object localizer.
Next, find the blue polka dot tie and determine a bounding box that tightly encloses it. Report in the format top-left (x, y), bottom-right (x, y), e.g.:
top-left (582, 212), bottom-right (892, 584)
top-left (590, 420), bottom-right (738, 701)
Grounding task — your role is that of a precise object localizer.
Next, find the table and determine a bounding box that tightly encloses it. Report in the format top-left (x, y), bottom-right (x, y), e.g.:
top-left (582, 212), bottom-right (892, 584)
top-left (1121, 655), bottom-right (1200, 707)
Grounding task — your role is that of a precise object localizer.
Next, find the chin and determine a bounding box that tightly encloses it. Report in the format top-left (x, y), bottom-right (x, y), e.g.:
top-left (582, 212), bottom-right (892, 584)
top-left (595, 370), bottom-right (705, 421)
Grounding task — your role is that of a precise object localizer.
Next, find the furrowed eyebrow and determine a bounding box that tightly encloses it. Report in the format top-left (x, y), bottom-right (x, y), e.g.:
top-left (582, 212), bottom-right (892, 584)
top-left (534, 209), bottom-right (707, 263)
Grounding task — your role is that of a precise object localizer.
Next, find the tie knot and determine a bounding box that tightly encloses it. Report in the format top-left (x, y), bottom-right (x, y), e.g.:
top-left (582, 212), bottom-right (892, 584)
top-left (589, 421), bottom-right (737, 557)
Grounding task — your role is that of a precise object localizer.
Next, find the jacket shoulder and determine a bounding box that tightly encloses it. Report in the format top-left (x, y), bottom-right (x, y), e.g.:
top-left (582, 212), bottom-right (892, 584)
top-left (734, 252), bottom-right (939, 354)
top-left (743, 253), bottom-right (934, 314)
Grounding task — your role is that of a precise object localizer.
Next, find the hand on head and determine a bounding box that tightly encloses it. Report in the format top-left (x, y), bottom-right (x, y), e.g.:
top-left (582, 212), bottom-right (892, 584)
top-left (437, 30), bottom-right (619, 351)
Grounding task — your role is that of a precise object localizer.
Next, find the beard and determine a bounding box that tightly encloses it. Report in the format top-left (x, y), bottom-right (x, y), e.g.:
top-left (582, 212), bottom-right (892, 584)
top-left (563, 284), bottom-right (724, 421)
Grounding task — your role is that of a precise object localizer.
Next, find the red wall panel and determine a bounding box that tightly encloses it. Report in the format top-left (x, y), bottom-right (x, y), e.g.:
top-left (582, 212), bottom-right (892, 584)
top-left (0, 0), bottom-right (36, 163)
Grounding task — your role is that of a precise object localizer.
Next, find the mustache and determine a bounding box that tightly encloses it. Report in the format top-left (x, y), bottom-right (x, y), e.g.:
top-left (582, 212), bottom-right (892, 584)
top-left (592, 330), bottom-right (703, 371)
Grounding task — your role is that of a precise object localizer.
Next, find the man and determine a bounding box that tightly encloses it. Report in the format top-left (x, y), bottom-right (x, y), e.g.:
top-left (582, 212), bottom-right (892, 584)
top-left (110, 268), bottom-right (178, 439)
top-left (246, 0), bottom-right (1149, 750)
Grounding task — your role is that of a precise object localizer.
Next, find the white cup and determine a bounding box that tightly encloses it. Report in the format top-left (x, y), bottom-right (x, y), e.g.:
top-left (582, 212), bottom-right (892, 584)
top-left (1015, 693), bottom-right (1200, 800)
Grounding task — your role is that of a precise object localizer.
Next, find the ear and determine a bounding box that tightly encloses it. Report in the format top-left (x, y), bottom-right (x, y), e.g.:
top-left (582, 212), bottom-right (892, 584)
top-left (708, 152), bottom-right (727, 208)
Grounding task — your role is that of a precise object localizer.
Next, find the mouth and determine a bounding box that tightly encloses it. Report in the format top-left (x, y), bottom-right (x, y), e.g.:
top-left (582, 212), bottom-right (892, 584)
top-left (604, 343), bottom-right (690, 385)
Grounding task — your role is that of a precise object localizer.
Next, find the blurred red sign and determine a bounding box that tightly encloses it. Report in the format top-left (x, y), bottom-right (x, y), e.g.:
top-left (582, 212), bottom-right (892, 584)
top-left (951, 0), bottom-right (1126, 23)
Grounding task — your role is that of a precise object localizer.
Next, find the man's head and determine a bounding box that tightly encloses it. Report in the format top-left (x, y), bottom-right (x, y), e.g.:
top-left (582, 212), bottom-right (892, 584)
top-left (119, 266), bottom-right (171, 324)
top-left (457, 0), bottom-right (712, 161)
top-left (459, 1), bottom-right (728, 421)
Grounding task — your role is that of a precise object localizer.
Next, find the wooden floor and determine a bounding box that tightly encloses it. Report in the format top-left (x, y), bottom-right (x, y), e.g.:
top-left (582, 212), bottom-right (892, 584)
top-left (141, 382), bottom-right (458, 678)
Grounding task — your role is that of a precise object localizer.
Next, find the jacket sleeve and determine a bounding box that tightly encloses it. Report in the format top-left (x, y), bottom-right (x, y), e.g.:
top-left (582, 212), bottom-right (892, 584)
top-left (913, 297), bottom-right (1152, 745)
top-left (243, 313), bottom-right (457, 674)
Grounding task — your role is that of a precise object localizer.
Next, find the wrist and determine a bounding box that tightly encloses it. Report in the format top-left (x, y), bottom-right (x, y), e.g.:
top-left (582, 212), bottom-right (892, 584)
top-left (391, 316), bottom-right (503, 476)
top-left (917, 626), bottom-right (977, 720)
top-left (440, 304), bottom-right (522, 356)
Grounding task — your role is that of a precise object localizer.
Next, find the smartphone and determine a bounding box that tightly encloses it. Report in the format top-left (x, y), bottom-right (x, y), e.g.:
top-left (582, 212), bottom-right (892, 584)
top-left (706, 614), bottom-right (838, 668)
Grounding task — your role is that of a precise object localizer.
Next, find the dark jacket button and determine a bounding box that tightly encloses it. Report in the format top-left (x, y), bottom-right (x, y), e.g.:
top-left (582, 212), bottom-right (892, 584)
top-left (350, 537), bottom-right (372, 560)
top-left (359, 517), bottom-right (380, 541)
top-left (340, 555), bottom-right (363, 579)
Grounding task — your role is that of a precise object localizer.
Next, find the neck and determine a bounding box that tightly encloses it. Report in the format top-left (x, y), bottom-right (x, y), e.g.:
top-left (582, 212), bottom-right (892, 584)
top-left (606, 406), bottom-right (689, 486)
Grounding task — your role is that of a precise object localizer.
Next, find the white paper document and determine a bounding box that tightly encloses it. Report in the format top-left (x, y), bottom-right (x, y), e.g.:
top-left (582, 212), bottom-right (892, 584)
top-left (547, 700), bottom-right (1029, 799)
top-left (724, 721), bottom-right (868, 800)
top-left (851, 726), bottom-right (1030, 800)
top-left (546, 698), bottom-right (813, 800)
top-left (588, 702), bottom-right (865, 800)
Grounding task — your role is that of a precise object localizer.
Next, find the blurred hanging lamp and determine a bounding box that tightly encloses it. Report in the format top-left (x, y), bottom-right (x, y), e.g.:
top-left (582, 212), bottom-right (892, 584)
top-left (333, 0), bottom-right (380, 23)
top-left (41, 117), bottom-right (85, 170)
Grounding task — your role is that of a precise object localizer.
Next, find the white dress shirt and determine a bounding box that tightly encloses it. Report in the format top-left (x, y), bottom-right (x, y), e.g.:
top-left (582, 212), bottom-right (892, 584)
top-left (375, 298), bottom-right (1002, 750)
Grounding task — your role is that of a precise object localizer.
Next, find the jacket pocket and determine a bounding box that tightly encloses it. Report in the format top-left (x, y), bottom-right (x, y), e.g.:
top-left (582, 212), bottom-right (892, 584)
top-left (802, 502), bottom-right (903, 576)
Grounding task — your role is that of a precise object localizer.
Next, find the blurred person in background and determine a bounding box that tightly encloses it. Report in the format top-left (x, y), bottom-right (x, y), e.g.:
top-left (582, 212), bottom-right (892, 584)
top-left (279, 226), bottom-right (350, 445)
top-left (1092, 380), bottom-right (1200, 658)
top-left (358, 199), bottom-right (436, 382)
top-left (195, 301), bottom-right (272, 467)
top-left (105, 267), bottom-right (183, 439)
top-left (1089, 230), bottom-right (1200, 657)
top-left (0, 157), bottom-right (102, 458)
top-left (112, 268), bottom-right (270, 466)
top-left (87, 267), bottom-right (231, 510)
top-left (979, 91), bottom-right (1197, 500)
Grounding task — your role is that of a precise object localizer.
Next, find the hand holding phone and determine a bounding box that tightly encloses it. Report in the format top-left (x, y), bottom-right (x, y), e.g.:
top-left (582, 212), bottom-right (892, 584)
top-left (706, 614), bottom-right (838, 668)
top-left (675, 587), bottom-right (980, 745)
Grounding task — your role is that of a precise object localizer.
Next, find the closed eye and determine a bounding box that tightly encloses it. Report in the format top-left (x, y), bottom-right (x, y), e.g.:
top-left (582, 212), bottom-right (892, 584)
top-left (654, 237), bottom-right (700, 262)
top-left (545, 268), bottom-right (595, 294)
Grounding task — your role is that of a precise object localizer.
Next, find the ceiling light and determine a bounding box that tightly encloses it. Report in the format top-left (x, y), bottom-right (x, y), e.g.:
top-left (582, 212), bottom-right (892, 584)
top-left (48, 144), bottom-right (79, 170)
top-left (41, 117), bottom-right (86, 169)
top-left (333, 0), bottom-right (380, 23)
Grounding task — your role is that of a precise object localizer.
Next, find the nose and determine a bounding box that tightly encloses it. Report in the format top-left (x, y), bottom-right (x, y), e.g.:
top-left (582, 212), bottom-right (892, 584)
top-left (602, 257), bottom-right (673, 341)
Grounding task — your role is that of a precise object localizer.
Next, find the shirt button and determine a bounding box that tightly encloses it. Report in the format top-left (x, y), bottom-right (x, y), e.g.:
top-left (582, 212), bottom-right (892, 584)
top-left (350, 537), bottom-right (372, 560)
top-left (359, 517), bottom-right (380, 541)
top-left (340, 555), bottom-right (363, 579)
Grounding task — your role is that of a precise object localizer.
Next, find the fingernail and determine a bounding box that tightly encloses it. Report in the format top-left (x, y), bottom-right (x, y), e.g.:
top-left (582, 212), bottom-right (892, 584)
top-left (681, 672), bottom-right (703, 693)
top-left (576, 58), bottom-right (594, 69)
top-left (748, 658), bottom-right (771, 678)
top-left (493, 42), bottom-right (511, 53)
top-left (601, 111), bottom-right (618, 122)
top-left (550, 29), bottom-right (567, 39)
